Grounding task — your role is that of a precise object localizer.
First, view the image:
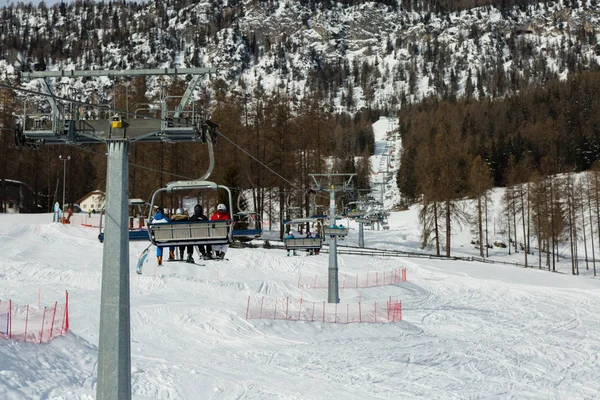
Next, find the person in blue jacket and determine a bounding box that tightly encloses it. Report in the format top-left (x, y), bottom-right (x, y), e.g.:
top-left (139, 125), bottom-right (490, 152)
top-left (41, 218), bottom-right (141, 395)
top-left (152, 206), bottom-right (175, 265)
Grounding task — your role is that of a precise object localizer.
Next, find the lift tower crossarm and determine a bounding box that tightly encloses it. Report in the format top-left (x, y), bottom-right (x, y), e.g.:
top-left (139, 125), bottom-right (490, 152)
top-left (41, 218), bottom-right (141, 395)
top-left (21, 67), bottom-right (215, 79)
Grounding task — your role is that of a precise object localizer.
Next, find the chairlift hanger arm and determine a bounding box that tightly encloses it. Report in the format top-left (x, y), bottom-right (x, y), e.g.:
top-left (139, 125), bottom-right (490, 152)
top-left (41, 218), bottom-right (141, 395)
top-left (309, 173), bottom-right (356, 192)
top-left (173, 74), bottom-right (203, 119)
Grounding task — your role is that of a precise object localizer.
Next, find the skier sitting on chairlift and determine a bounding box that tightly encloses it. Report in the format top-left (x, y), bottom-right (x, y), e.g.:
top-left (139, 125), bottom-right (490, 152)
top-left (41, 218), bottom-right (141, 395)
top-left (210, 203), bottom-right (231, 259)
top-left (189, 204), bottom-right (210, 259)
top-left (171, 208), bottom-right (195, 263)
top-left (152, 207), bottom-right (175, 265)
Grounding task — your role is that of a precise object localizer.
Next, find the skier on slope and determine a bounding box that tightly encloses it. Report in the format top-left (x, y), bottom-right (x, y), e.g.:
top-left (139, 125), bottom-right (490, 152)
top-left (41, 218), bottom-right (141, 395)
top-left (210, 203), bottom-right (231, 259)
top-left (152, 206), bottom-right (175, 265)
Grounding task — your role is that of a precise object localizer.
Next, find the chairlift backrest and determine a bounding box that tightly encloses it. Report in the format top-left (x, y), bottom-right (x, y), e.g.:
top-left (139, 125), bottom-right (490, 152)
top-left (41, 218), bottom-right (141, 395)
top-left (147, 180), bottom-right (234, 247)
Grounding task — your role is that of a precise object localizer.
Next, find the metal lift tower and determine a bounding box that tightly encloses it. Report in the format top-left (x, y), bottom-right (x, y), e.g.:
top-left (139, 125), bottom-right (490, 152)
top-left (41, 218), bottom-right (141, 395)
top-left (17, 67), bottom-right (216, 400)
top-left (309, 173), bottom-right (355, 303)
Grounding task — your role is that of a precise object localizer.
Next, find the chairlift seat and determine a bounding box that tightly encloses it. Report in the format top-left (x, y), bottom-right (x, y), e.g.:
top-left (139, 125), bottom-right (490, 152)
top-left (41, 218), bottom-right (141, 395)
top-left (284, 237), bottom-right (322, 250)
top-left (347, 211), bottom-right (364, 218)
top-left (149, 220), bottom-right (232, 247)
top-left (323, 226), bottom-right (349, 237)
top-left (232, 228), bottom-right (262, 238)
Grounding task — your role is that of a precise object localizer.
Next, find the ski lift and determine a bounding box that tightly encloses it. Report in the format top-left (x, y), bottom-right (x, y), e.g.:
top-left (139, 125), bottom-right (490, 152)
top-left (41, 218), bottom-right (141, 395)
top-left (322, 223), bottom-right (349, 238)
top-left (284, 218), bottom-right (322, 253)
top-left (345, 201), bottom-right (365, 219)
top-left (98, 198), bottom-right (150, 243)
top-left (147, 180), bottom-right (234, 247)
top-left (232, 212), bottom-right (262, 242)
top-left (232, 191), bottom-right (262, 242)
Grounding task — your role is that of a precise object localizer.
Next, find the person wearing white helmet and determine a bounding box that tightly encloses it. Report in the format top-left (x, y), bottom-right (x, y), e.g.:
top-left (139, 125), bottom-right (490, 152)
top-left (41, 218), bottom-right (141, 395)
top-left (171, 207), bottom-right (194, 262)
top-left (210, 203), bottom-right (231, 259)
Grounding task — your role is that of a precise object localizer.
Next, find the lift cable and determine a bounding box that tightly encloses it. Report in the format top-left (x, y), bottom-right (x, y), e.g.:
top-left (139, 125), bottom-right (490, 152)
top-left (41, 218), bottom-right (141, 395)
top-left (0, 81), bottom-right (326, 198)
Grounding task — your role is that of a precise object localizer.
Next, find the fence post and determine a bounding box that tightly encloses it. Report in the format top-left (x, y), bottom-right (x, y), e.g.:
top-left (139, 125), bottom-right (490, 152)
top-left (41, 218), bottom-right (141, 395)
top-left (399, 301), bottom-right (402, 321)
top-left (24, 305), bottom-right (29, 342)
top-left (40, 306), bottom-right (47, 344)
top-left (322, 301), bottom-right (325, 322)
top-left (298, 295), bottom-right (303, 321)
top-left (285, 297), bottom-right (289, 320)
top-left (50, 301), bottom-right (58, 339)
top-left (359, 301), bottom-right (362, 323)
top-left (346, 304), bottom-right (349, 324)
top-left (311, 302), bottom-right (315, 322)
top-left (259, 297), bottom-right (264, 319)
top-left (9, 299), bottom-right (12, 339)
top-left (335, 303), bottom-right (338, 324)
top-left (245, 296), bottom-right (250, 320)
top-left (374, 302), bottom-right (377, 323)
top-left (65, 291), bottom-right (69, 333)
top-left (387, 296), bottom-right (390, 322)
top-left (273, 299), bottom-right (278, 320)
top-left (61, 295), bottom-right (68, 335)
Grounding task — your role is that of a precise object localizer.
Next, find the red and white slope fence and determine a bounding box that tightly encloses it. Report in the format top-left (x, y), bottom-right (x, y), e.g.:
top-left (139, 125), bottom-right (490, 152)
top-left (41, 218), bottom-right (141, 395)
top-left (298, 267), bottom-right (407, 289)
top-left (246, 295), bottom-right (402, 323)
top-left (0, 291), bottom-right (70, 343)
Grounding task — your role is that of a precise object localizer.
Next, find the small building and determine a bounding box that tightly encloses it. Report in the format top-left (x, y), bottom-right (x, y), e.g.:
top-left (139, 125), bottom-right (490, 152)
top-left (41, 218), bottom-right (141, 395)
top-left (0, 179), bottom-right (35, 213)
top-left (76, 190), bottom-right (105, 213)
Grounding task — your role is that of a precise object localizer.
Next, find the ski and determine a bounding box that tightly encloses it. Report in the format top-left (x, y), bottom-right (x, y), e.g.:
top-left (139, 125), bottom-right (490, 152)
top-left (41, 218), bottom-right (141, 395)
top-left (202, 257), bottom-right (229, 261)
top-left (135, 244), bottom-right (152, 275)
top-left (166, 259), bottom-right (206, 267)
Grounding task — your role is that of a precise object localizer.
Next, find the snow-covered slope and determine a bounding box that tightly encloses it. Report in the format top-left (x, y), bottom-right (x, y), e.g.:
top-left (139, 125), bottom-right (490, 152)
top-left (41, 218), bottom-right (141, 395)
top-left (0, 207), bottom-right (599, 398)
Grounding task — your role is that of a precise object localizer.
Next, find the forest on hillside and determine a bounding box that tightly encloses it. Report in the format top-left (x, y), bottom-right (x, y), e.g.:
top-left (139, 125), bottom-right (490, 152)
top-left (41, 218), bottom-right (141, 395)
top-left (398, 69), bottom-right (600, 203)
top-left (0, 80), bottom-right (375, 219)
top-left (396, 69), bottom-right (600, 274)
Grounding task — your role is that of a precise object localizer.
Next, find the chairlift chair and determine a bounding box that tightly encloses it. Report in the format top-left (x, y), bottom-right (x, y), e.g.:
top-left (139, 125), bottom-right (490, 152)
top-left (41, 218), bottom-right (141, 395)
top-left (231, 191), bottom-right (263, 242)
top-left (284, 218), bottom-right (322, 252)
top-left (98, 198), bottom-right (150, 243)
top-left (232, 212), bottom-right (262, 242)
top-left (147, 180), bottom-right (234, 247)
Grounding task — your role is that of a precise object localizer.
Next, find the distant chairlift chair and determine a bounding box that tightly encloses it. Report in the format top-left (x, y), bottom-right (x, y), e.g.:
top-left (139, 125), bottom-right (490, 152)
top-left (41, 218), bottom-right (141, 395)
top-left (284, 218), bottom-right (323, 254)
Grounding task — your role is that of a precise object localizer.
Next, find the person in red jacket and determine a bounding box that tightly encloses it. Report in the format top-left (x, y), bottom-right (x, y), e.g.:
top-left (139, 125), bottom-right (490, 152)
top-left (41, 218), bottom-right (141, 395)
top-left (210, 203), bottom-right (231, 259)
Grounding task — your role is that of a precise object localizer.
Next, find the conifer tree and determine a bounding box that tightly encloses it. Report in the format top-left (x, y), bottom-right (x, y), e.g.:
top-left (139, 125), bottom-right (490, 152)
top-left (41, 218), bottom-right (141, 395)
top-left (468, 155), bottom-right (493, 257)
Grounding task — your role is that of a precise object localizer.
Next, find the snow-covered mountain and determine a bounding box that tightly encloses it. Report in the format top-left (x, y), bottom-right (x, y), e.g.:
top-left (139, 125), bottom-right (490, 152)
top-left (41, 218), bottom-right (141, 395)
top-left (1, 0), bottom-right (599, 111)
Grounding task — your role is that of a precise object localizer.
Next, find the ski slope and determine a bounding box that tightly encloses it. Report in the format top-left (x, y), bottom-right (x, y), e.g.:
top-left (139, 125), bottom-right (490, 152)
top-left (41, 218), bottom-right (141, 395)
top-left (1, 207), bottom-right (599, 399)
top-left (1, 117), bottom-right (600, 399)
